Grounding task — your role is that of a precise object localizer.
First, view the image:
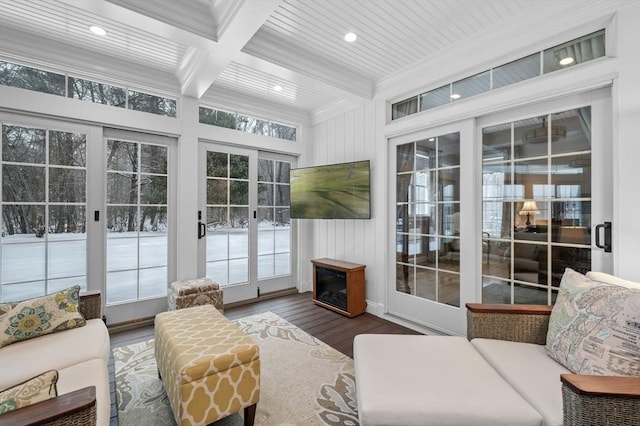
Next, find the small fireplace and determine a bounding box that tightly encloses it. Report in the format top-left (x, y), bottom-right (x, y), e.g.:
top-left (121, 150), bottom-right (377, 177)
top-left (315, 266), bottom-right (347, 311)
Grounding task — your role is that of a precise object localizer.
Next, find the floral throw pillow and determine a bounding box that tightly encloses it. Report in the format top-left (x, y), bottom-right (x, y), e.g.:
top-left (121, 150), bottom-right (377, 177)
top-left (546, 268), bottom-right (640, 376)
top-left (0, 370), bottom-right (58, 414)
top-left (0, 285), bottom-right (86, 348)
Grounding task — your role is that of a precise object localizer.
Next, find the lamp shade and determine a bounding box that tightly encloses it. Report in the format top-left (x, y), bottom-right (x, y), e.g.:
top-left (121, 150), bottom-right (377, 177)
top-left (519, 201), bottom-right (540, 215)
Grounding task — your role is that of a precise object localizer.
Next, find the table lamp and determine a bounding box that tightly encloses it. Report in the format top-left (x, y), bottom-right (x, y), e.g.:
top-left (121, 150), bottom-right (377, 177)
top-left (519, 201), bottom-right (540, 226)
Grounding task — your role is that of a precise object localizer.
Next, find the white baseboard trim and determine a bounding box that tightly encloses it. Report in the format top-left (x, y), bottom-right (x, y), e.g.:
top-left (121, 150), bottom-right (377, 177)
top-left (364, 299), bottom-right (385, 317)
top-left (364, 299), bottom-right (451, 336)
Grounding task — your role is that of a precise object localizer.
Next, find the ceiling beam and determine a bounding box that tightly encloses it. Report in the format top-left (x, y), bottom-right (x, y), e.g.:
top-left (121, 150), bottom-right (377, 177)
top-left (177, 0), bottom-right (283, 98)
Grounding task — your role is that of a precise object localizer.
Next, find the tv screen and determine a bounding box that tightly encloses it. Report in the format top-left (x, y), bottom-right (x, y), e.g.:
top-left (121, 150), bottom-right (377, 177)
top-left (290, 160), bottom-right (371, 219)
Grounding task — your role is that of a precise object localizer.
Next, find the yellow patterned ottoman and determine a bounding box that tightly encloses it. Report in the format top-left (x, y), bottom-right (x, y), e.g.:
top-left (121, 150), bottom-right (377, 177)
top-left (168, 278), bottom-right (224, 312)
top-left (154, 305), bottom-right (260, 426)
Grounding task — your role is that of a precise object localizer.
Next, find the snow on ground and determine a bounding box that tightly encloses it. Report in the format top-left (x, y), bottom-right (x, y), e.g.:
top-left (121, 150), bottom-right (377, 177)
top-left (1, 226), bottom-right (290, 303)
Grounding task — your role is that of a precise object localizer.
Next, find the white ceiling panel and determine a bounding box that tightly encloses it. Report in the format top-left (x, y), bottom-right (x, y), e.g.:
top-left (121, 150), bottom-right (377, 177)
top-left (0, 0), bottom-right (189, 73)
top-left (247, 0), bottom-right (541, 81)
top-left (216, 61), bottom-right (339, 112)
top-left (0, 0), bottom-right (629, 117)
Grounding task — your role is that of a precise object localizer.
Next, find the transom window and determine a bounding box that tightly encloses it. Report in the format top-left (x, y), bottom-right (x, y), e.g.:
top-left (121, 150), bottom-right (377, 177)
top-left (392, 30), bottom-right (605, 120)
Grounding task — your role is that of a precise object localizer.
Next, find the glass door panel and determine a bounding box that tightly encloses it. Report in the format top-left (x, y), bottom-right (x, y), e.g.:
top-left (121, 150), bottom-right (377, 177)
top-left (389, 119), bottom-right (473, 336)
top-left (395, 132), bottom-right (461, 307)
top-left (1, 124), bottom-right (87, 302)
top-left (481, 104), bottom-right (605, 305)
top-left (257, 158), bottom-right (291, 281)
top-left (105, 139), bottom-right (168, 304)
top-left (199, 145), bottom-right (295, 303)
top-left (205, 151), bottom-right (250, 286)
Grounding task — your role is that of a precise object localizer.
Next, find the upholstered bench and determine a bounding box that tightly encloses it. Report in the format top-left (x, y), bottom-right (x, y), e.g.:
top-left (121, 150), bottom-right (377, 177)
top-left (167, 278), bottom-right (224, 312)
top-left (354, 335), bottom-right (543, 426)
top-left (154, 305), bottom-right (260, 426)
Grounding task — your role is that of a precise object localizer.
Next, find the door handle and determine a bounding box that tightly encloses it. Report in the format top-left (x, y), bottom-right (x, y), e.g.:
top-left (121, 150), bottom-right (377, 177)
top-left (197, 222), bottom-right (206, 239)
top-left (594, 221), bottom-right (611, 253)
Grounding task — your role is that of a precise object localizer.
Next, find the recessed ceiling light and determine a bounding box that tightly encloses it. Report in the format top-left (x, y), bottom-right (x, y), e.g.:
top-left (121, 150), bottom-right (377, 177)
top-left (273, 85), bottom-right (283, 91)
top-left (559, 57), bottom-right (575, 66)
top-left (344, 32), bottom-right (357, 42)
top-left (451, 93), bottom-right (461, 100)
top-left (89, 25), bottom-right (107, 36)
top-left (428, 138), bottom-right (435, 142)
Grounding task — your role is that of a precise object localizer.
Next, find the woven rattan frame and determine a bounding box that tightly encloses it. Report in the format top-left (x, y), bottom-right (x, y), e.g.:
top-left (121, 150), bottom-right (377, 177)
top-left (562, 385), bottom-right (640, 426)
top-left (466, 306), bottom-right (550, 344)
top-left (466, 303), bottom-right (640, 426)
top-left (78, 291), bottom-right (102, 320)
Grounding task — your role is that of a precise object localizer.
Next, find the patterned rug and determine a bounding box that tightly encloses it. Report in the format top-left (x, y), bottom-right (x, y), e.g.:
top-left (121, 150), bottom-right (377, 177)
top-left (113, 311), bottom-right (359, 425)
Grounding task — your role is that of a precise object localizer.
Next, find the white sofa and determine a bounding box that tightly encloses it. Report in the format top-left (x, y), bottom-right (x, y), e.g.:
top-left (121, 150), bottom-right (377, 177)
top-left (354, 271), bottom-right (640, 426)
top-left (0, 292), bottom-right (111, 426)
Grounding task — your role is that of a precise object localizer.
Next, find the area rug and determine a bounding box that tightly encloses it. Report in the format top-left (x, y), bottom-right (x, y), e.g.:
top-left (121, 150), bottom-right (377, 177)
top-left (113, 311), bottom-right (359, 425)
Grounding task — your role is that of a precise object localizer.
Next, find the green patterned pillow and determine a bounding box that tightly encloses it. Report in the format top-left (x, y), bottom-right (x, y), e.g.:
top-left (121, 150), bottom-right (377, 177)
top-left (0, 285), bottom-right (86, 348)
top-left (0, 370), bottom-right (58, 414)
top-left (546, 268), bottom-right (640, 376)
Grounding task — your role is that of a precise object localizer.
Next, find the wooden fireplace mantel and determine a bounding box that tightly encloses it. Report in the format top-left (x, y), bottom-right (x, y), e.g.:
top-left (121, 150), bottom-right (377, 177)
top-left (311, 258), bottom-right (366, 317)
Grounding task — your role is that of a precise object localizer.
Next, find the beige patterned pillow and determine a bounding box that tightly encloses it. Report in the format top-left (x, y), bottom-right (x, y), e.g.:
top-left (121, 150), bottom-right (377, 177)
top-left (546, 268), bottom-right (640, 376)
top-left (0, 370), bottom-right (58, 414)
top-left (0, 285), bottom-right (86, 348)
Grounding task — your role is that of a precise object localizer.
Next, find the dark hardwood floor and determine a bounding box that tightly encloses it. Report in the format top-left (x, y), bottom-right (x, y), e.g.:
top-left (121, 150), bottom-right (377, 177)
top-left (109, 291), bottom-right (421, 357)
top-left (108, 291), bottom-right (421, 425)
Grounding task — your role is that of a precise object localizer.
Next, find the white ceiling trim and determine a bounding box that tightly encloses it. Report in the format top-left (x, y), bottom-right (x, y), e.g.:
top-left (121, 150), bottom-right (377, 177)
top-left (105, 0), bottom-right (218, 41)
top-left (177, 0), bottom-right (282, 98)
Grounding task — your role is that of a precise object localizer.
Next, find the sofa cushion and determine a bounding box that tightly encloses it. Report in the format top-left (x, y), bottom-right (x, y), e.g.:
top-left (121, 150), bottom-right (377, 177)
top-left (0, 370), bottom-right (58, 414)
top-left (58, 358), bottom-right (111, 426)
top-left (0, 285), bottom-right (86, 348)
top-left (546, 268), bottom-right (640, 377)
top-left (585, 271), bottom-right (640, 289)
top-left (471, 338), bottom-right (571, 426)
top-left (354, 335), bottom-right (543, 426)
top-left (0, 319), bottom-right (110, 390)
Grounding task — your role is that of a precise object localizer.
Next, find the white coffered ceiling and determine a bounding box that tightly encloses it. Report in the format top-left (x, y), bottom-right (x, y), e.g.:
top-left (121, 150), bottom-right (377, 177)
top-left (0, 0), bottom-right (627, 120)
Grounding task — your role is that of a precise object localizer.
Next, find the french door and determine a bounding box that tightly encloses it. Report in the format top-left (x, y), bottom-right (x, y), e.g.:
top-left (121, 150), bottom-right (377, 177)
top-left (479, 88), bottom-right (612, 305)
top-left (388, 88), bottom-right (612, 336)
top-left (0, 115), bottom-right (176, 324)
top-left (103, 129), bottom-right (177, 324)
top-left (388, 119), bottom-right (475, 335)
top-left (0, 118), bottom-right (92, 302)
top-left (198, 142), bottom-right (295, 304)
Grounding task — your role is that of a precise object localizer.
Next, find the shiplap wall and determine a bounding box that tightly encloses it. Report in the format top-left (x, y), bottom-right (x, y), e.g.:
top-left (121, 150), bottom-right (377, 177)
top-left (299, 103), bottom-right (384, 307)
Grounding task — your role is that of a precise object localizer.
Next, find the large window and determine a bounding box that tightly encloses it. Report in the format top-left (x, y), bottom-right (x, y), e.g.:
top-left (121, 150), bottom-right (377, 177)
top-left (481, 107), bottom-right (592, 305)
top-left (1, 124), bottom-right (87, 302)
top-left (106, 139), bottom-right (168, 304)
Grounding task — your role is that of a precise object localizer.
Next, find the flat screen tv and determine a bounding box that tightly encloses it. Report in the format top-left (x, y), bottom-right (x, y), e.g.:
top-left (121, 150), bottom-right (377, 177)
top-left (289, 160), bottom-right (371, 219)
